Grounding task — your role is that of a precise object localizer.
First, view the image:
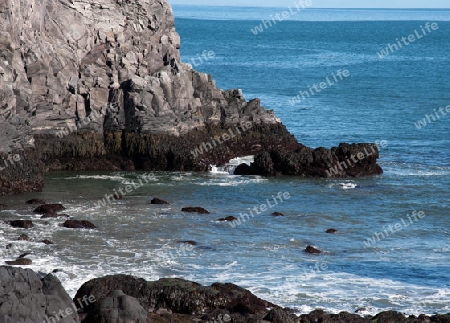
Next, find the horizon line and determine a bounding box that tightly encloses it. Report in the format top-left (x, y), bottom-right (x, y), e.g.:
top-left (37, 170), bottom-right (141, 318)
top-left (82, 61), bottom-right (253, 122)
top-left (171, 4), bottom-right (450, 9)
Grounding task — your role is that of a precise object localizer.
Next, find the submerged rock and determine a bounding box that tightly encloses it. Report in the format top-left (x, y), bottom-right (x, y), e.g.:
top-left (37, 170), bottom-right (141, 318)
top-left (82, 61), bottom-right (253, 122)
top-left (326, 228), bottom-right (338, 233)
top-left (182, 207), bottom-right (210, 214)
top-left (9, 220), bottom-right (33, 229)
top-left (18, 233), bottom-right (31, 241)
top-left (63, 220), bottom-right (96, 229)
top-left (304, 245), bottom-right (322, 254)
top-left (218, 216), bottom-right (237, 222)
top-left (34, 203), bottom-right (66, 215)
top-left (151, 198), bottom-right (169, 205)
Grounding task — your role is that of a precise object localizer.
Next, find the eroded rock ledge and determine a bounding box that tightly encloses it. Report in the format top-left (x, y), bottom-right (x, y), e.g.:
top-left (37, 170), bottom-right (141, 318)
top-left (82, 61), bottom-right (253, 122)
top-left (0, 0), bottom-right (381, 196)
top-left (1, 267), bottom-right (449, 323)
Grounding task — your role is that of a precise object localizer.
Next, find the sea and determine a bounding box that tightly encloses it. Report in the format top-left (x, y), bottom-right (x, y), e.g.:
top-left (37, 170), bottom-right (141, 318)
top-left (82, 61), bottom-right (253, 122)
top-left (1, 6), bottom-right (449, 316)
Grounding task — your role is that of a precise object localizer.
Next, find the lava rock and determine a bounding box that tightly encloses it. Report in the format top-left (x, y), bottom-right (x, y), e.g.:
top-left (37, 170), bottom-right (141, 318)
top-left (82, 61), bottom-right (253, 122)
top-left (218, 216), bottom-right (237, 222)
top-left (18, 234), bottom-right (31, 241)
top-left (34, 203), bottom-right (65, 215)
top-left (63, 220), bottom-right (96, 229)
top-left (151, 198), bottom-right (169, 204)
top-left (10, 220), bottom-right (33, 229)
top-left (41, 239), bottom-right (54, 245)
top-left (304, 245), bottom-right (322, 254)
top-left (182, 207), bottom-right (210, 214)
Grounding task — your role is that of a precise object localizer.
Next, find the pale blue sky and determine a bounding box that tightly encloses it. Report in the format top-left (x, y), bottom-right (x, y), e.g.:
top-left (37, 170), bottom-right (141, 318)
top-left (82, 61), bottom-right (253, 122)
top-left (170, 0), bottom-right (449, 8)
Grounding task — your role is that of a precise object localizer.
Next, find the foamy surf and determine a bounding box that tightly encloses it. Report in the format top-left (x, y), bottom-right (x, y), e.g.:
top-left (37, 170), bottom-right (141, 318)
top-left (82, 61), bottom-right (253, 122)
top-left (209, 155), bottom-right (254, 175)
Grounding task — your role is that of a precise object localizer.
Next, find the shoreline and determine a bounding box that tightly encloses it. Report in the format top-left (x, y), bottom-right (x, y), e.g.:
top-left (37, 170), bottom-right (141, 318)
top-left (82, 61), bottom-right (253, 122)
top-left (2, 265), bottom-right (450, 322)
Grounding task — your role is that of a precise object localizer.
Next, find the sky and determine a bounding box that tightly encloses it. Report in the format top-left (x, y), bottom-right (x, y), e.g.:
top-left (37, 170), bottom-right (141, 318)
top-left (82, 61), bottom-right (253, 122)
top-left (169, 0), bottom-right (450, 8)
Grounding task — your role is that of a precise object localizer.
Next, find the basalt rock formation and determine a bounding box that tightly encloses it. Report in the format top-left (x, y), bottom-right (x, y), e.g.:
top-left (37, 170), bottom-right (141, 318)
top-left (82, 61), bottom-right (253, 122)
top-left (0, 0), bottom-right (381, 196)
top-left (2, 267), bottom-right (450, 323)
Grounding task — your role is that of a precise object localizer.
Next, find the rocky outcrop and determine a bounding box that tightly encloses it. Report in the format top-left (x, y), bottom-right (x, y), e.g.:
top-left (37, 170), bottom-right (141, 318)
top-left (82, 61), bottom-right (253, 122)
top-left (0, 266), bottom-right (80, 322)
top-left (0, 0), bottom-right (382, 196)
top-left (234, 143), bottom-right (383, 177)
top-left (1, 268), bottom-right (450, 323)
top-left (63, 219), bottom-right (97, 229)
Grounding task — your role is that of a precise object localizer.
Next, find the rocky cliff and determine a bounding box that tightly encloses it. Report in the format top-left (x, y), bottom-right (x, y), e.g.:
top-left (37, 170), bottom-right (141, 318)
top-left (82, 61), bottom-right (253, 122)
top-left (0, 0), bottom-right (381, 196)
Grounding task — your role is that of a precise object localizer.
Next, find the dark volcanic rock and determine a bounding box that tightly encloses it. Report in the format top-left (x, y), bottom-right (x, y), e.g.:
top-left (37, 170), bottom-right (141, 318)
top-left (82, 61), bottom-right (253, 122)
top-left (237, 143), bottom-right (383, 177)
top-left (5, 258), bottom-right (33, 265)
top-left (326, 228), bottom-right (338, 233)
top-left (218, 216), bottom-right (238, 222)
top-left (305, 245), bottom-right (322, 254)
top-left (75, 276), bottom-right (288, 322)
top-left (34, 203), bottom-right (66, 215)
top-left (272, 212), bottom-right (284, 216)
top-left (182, 207), bottom-right (210, 214)
top-left (26, 198), bottom-right (46, 204)
top-left (2, 267), bottom-right (450, 323)
top-left (63, 220), bottom-right (96, 229)
top-left (299, 309), bottom-right (368, 323)
top-left (10, 219), bottom-right (33, 229)
top-left (18, 233), bottom-right (31, 241)
top-left (151, 198), bottom-right (169, 205)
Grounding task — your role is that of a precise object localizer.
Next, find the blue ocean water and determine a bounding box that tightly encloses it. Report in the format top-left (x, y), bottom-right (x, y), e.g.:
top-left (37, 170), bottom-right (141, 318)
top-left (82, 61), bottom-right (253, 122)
top-left (0, 7), bottom-right (449, 316)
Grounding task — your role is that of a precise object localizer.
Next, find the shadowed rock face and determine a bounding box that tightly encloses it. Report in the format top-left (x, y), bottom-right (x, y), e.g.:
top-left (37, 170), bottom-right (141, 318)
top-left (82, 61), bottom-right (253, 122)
top-left (0, 0), bottom-right (381, 196)
top-left (0, 266), bottom-right (80, 322)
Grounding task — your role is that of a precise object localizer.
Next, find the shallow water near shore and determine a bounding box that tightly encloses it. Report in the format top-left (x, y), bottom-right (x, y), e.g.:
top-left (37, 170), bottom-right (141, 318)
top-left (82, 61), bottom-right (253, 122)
top-left (1, 167), bottom-right (449, 316)
top-left (1, 6), bottom-right (450, 317)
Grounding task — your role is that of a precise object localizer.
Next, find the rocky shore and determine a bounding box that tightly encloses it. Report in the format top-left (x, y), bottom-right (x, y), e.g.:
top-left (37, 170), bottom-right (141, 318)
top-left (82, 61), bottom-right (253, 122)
top-left (0, 0), bottom-right (382, 196)
top-left (0, 265), bottom-right (449, 323)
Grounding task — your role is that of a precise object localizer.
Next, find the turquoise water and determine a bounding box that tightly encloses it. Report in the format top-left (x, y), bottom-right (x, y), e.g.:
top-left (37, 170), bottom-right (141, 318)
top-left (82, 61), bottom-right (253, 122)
top-left (0, 7), bottom-right (449, 316)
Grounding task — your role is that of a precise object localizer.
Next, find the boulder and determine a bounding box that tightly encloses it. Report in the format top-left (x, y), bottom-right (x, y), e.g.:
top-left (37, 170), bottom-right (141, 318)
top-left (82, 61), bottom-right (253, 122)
top-left (182, 207), bottom-right (210, 214)
top-left (151, 198), bottom-right (169, 205)
top-left (34, 204), bottom-right (66, 215)
top-left (326, 228), bottom-right (337, 233)
top-left (63, 220), bottom-right (96, 229)
top-left (10, 220), bottom-right (33, 229)
top-left (218, 216), bottom-right (238, 222)
top-left (304, 245), bottom-right (322, 254)
top-left (18, 233), bottom-right (31, 241)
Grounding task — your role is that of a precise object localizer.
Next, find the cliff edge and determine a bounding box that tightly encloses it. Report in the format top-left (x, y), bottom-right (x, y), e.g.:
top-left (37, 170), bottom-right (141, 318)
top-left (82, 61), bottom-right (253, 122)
top-left (0, 0), bottom-right (382, 195)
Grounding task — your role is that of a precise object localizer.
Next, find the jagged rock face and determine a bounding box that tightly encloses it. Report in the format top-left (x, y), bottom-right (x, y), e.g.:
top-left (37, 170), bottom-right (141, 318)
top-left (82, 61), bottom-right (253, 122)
top-left (0, 266), bottom-right (80, 323)
top-left (0, 0), bottom-right (381, 195)
top-left (0, 0), bottom-right (278, 140)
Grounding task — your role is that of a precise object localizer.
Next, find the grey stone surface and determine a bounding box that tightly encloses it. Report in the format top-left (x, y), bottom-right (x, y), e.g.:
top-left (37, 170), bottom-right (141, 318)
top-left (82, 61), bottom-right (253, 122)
top-left (0, 266), bottom-right (79, 323)
top-left (0, 0), bottom-right (278, 151)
